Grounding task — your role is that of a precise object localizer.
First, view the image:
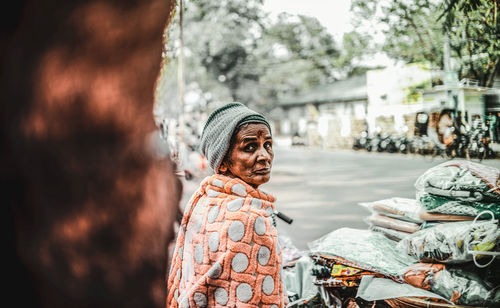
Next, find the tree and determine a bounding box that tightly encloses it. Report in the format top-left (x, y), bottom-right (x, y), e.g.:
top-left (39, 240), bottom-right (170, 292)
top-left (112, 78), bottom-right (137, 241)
top-left (350, 0), bottom-right (500, 87)
top-left (440, 0), bottom-right (499, 87)
top-left (156, 0), bottom-right (358, 114)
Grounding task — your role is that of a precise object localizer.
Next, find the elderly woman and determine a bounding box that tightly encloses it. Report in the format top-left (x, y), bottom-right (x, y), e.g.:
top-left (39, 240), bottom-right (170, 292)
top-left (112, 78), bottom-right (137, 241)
top-left (167, 102), bottom-right (287, 307)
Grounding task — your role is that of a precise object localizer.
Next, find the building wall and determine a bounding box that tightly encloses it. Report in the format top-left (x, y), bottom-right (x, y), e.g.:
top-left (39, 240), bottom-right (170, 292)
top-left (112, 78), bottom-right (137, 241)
top-left (366, 64), bottom-right (432, 134)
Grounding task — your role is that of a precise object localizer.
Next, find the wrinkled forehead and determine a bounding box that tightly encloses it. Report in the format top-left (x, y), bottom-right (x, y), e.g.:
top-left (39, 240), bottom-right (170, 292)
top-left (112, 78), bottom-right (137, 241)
top-left (234, 123), bottom-right (271, 142)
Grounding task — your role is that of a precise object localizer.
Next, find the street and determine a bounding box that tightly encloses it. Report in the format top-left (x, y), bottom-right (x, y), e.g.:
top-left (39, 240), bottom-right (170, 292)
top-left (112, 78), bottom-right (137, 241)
top-left (181, 146), bottom-right (500, 251)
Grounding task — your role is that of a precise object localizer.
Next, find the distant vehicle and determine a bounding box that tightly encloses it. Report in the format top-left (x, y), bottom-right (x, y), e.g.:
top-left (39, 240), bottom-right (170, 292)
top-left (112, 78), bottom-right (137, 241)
top-left (352, 131), bottom-right (371, 151)
top-left (291, 133), bottom-right (306, 146)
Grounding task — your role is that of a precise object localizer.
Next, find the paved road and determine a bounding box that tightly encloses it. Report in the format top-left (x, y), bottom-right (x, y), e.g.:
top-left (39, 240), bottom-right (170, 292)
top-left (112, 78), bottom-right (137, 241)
top-left (181, 146), bottom-right (500, 251)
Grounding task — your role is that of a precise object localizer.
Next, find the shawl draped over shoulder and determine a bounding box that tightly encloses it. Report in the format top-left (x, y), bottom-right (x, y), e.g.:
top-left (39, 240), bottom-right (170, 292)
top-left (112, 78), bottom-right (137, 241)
top-left (167, 174), bottom-right (287, 307)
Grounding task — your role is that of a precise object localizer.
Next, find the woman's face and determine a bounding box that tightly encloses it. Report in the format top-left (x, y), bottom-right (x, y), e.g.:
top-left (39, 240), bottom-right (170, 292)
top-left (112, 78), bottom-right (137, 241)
top-left (220, 123), bottom-right (273, 188)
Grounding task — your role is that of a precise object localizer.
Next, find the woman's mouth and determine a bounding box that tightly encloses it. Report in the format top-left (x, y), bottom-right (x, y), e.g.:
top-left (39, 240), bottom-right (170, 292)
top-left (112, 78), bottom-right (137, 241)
top-left (254, 168), bottom-right (270, 175)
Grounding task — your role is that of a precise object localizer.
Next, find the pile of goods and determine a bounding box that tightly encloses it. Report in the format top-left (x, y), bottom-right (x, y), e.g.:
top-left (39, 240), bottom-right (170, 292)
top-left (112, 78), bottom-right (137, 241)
top-left (288, 160), bottom-right (500, 308)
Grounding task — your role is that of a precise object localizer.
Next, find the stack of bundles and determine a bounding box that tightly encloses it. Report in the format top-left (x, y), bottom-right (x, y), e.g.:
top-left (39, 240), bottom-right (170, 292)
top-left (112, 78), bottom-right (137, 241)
top-left (402, 263), bottom-right (500, 306)
top-left (415, 160), bottom-right (500, 219)
top-left (303, 160), bottom-right (500, 307)
top-left (395, 215), bottom-right (500, 305)
top-left (393, 160), bottom-right (500, 306)
top-left (359, 197), bottom-right (474, 242)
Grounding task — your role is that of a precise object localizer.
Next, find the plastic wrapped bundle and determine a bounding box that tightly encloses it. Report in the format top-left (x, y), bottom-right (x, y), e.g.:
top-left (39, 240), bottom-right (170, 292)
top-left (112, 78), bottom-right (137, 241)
top-left (365, 213), bottom-right (421, 233)
top-left (397, 219), bottom-right (500, 264)
top-left (309, 254), bottom-right (385, 288)
top-left (418, 193), bottom-right (500, 219)
top-left (403, 263), bottom-right (500, 306)
top-left (359, 197), bottom-right (475, 223)
top-left (369, 225), bottom-right (412, 242)
top-left (308, 228), bottom-right (417, 280)
top-left (415, 160), bottom-right (500, 218)
top-left (359, 197), bottom-right (423, 223)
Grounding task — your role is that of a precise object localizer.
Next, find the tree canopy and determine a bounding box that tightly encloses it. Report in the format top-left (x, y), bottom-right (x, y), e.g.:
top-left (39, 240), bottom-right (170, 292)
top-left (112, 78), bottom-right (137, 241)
top-left (350, 0), bottom-right (499, 87)
top-left (155, 0), bottom-right (365, 118)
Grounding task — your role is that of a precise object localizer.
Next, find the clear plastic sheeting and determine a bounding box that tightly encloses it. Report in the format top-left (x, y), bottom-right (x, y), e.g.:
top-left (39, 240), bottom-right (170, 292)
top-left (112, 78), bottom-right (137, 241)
top-left (369, 225), bottom-right (411, 242)
top-left (402, 263), bottom-right (500, 306)
top-left (282, 256), bottom-right (320, 307)
top-left (418, 193), bottom-right (500, 218)
top-left (356, 275), bottom-right (450, 303)
top-left (308, 228), bottom-right (417, 279)
top-left (397, 219), bottom-right (500, 263)
top-left (359, 197), bottom-right (423, 223)
top-left (415, 160), bottom-right (500, 218)
top-left (365, 213), bottom-right (421, 233)
top-left (278, 233), bottom-right (303, 266)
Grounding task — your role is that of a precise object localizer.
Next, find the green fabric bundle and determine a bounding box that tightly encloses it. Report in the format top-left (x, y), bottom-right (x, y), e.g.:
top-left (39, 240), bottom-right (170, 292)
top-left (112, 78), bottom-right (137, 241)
top-left (415, 160), bottom-right (500, 218)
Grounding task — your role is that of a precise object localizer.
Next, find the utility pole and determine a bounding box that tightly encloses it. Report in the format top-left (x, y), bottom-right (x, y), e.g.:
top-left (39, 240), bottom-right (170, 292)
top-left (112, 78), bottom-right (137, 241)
top-left (443, 31), bottom-right (460, 119)
top-left (178, 0), bottom-right (185, 146)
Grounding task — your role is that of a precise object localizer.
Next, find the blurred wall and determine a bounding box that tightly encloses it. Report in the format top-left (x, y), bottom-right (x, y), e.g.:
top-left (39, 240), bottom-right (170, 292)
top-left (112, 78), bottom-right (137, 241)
top-left (1, 0), bottom-right (179, 307)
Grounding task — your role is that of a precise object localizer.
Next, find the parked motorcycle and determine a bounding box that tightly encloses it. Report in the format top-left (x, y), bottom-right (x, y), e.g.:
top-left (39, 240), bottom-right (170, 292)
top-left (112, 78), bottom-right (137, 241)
top-left (468, 126), bottom-right (492, 161)
top-left (352, 131), bottom-right (371, 151)
top-left (394, 135), bottom-right (409, 154)
top-left (446, 127), bottom-right (470, 159)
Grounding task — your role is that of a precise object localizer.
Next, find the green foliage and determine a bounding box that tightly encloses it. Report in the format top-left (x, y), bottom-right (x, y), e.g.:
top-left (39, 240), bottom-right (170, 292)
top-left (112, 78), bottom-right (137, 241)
top-left (405, 79), bottom-right (433, 104)
top-left (350, 0), bottom-right (500, 87)
top-left (155, 0), bottom-right (365, 116)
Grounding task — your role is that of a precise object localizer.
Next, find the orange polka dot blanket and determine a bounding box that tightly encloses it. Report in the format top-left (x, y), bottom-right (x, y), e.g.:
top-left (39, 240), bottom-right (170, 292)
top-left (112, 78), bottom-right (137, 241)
top-left (167, 174), bottom-right (287, 308)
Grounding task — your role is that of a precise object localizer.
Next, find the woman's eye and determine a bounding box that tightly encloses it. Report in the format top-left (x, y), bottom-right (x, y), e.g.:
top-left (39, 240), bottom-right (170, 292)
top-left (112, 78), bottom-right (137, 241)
top-left (244, 144), bottom-right (256, 152)
top-left (265, 142), bottom-right (272, 149)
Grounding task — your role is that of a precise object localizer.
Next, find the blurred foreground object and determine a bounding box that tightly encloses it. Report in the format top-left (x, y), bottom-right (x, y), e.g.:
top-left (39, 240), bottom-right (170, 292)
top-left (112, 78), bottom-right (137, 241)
top-left (2, 0), bottom-right (179, 307)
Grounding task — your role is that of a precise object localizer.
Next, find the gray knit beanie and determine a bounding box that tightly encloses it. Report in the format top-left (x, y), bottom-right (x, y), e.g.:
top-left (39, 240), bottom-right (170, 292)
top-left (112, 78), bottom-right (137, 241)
top-left (199, 102), bottom-right (271, 172)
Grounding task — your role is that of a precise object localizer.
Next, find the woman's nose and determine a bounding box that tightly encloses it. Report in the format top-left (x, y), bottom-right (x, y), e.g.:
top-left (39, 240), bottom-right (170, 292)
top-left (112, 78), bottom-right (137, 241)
top-left (256, 145), bottom-right (271, 163)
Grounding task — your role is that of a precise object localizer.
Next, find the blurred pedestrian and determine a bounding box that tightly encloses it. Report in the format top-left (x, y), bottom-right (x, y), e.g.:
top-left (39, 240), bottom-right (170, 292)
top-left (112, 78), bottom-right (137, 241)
top-left (438, 110), bottom-right (454, 145)
top-left (167, 102), bottom-right (287, 307)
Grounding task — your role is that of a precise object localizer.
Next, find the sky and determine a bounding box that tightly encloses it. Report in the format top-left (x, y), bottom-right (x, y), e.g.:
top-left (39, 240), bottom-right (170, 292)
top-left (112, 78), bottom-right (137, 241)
top-left (262, 0), bottom-right (354, 42)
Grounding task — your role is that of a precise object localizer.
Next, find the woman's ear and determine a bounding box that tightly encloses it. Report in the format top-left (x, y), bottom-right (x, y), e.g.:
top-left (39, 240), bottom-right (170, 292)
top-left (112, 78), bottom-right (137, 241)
top-left (219, 162), bottom-right (228, 173)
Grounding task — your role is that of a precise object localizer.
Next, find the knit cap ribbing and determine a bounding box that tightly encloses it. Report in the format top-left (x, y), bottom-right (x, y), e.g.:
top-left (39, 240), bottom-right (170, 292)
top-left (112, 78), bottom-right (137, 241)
top-left (199, 102), bottom-right (271, 173)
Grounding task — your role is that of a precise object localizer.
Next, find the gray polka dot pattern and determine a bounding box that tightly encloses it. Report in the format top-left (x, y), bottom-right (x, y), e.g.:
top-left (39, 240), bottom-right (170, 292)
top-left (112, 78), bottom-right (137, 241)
top-left (194, 244), bottom-right (203, 264)
top-left (176, 268), bottom-right (181, 279)
top-left (181, 296), bottom-right (190, 308)
top-left (228, 220), bottom-right (245, 241)
top-left (257, 246), bottom-right (271, 265)
top-left (208, 231), bottom-right (219, 252)
top-left (207, 206), bottom-right (219, 223)
top-left (178, 246), bottom-right (184, 260)
top-left (231, 252), bottom-right (249, 272)
top-left (194, 218), bottom-right (202, 233)
top-left (236, 283), bottom-right (253, 302)
top-left (174, 289), bottom-right (179, 301)
top-left (276, 240), bottom-right (281, 255)
top-left (231, 183), bottom-right (247, 197)
top-left (214, 288), bottom-right (228, 305)
top-left (265, 206), bottom-right (273, 216)
top-left (193, 292), bottom-right (207, 307)
top-left (254, 217), bottom-right (266, 235)
top-left (207, 189), bottom-right (220, 197)
top-left (212, 179), bottom-right (224, 188)
top-left (270, 305), bottom-right (278, 308)
top-left (251, 198), bottom-right (262, 209)
top-left (262, 275), bottom-right (274, 295)
top-left (227, 198), bottom-right (244, 212)
top-left (207, 261), bottom-right (222, 279)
